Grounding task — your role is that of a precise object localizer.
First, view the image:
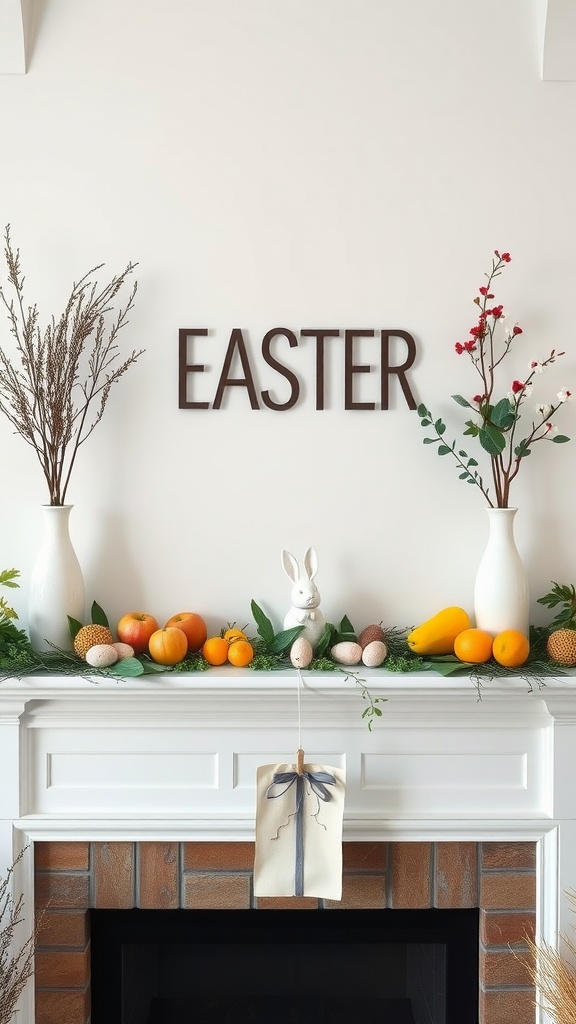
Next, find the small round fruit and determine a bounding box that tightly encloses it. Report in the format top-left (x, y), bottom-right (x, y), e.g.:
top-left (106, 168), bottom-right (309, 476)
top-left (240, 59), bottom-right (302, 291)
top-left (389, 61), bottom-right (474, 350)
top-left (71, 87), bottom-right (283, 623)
top-left (358, 624), bottom-right (386, 649)
top-left (117, 612), bottom-right (159, 654)
top-left (74, 623), bottom-right (114, 659)
top-left (361, 639), bottom-right (388, 667)
top-left (148, 627), bottom-right (188, 666)
top-left (227, 639), bottom-right (254, 667)
top-left (223, 627), bottom-right (248, 644)
top-left (164, 612), bottom-right (207, 653)
top-left (290, 636), bottom-right (313, 669)
top-left (492, 629), bottom-right (530, 668)
top-left (85, 644), bottom-right (119, 668)
top-left (454, 628), bottom-right (494, 664)
top-left (547, 628), bottom-right (576, 667)
top-left (201, 636), bottom-right (230, 666)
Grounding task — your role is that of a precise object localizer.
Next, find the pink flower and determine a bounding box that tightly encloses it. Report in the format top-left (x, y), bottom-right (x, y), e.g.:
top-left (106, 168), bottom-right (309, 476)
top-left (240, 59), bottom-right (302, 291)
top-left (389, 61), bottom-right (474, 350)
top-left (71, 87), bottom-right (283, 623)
top-left (557, 388), bottom-right (572, 402)
top-left (511, 380), bottom-right (525, 393)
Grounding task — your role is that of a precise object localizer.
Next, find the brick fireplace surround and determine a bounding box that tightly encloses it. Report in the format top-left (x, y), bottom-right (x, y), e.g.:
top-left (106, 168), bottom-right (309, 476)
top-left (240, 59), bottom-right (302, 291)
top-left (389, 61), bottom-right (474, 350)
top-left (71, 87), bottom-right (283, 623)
top-left (2, 670), bottom-right (575, 1024)
top-left (34, 838), bottom-right (536, 1024)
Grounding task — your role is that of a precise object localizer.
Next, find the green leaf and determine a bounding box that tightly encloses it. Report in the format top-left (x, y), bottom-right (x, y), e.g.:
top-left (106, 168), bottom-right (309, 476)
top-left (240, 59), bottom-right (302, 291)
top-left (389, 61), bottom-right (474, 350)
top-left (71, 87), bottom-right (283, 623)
top-left (314, 623), bottom-right (334, 658)
top-left (250, 600), bottom-right (275, 644)
top-left (339, 614), bottom-right (356, 638)
top-left (416, 403), bottom-right (430, 418)
top-left (108, 657), bottom-right (145, 677)
top-left (67, 615), bottom-right (83, 642)
top-left (459, 472), bottom-right (470, 479)
top-left (428, 658), bottom-right (476, 676)
top-left (491, 398), bottom-right (516, 430)
top-left (467, 457), bottom-right (478, 466)
top-left (268, 625), bottom-right (304, 654)
top-left (553, 434), bottom-right (570, 444)
top-left (435, 419), bottom-right (446, 435)
top-left (0, 568), bottom-right (20, 588)
top-left (423, 437), bottom-right (437, 444)
top-left (514, 441), bottom-right (531, 458)
top-left (437, 445), bottom-right (451, 455)
top-left (452, 394), bottom-right (472, 408)
top-left (91, 601), bottom-right (109, 628)
top-left (479, 423), bottom-right (506, 455)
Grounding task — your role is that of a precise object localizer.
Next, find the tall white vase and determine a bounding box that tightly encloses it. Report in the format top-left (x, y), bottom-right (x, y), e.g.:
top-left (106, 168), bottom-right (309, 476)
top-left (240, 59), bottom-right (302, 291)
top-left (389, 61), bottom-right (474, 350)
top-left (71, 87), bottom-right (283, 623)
top-left (28, 505), bottom-right (86, 652)
top-left (473, 507), bottom-right (530, 638)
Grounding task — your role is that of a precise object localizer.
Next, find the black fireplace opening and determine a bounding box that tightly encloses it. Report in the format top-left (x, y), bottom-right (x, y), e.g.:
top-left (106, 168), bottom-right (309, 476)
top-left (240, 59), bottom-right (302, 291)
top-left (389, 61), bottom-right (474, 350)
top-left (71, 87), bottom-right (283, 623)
top-left (91, 907), bottom-right (479, 1024)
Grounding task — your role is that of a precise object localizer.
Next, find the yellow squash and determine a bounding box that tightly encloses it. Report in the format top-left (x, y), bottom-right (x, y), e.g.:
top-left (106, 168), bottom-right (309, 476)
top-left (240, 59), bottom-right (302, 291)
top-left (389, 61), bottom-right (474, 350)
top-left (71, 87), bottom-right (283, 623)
top-left (407, 606), bottom-right (471, 656)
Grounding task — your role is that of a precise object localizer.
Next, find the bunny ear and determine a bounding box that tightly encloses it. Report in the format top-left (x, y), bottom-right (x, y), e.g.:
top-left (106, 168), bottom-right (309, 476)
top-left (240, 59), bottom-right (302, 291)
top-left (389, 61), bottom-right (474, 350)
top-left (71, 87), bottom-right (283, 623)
top-left (281, 549), bottom-right (299, 583)
top-left (303, 546), bottom-right (318, 580)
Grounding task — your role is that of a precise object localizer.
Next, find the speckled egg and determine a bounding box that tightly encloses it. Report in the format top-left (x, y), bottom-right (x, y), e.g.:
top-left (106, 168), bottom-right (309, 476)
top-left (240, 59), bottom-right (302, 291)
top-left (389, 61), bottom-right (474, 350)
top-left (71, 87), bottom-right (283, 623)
top-left (112, 642), bottom-right (135, 660)
top-left (85, 644), bottom-right (119, 668)
top-left (330, 641), bottom-right (363, 666)
top-left (361, 639), bottom-right (388, 667)
top-left (290, 636), bottom-right (313, 669)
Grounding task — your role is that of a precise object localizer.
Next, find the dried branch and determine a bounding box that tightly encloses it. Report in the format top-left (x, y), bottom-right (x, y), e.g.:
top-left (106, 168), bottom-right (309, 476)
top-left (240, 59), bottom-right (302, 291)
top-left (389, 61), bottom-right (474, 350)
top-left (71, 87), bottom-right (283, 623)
top-left (0, 849), bottom-right (39, 1024)
top-left (527, 891), bottom-right (576, 1023)
top-left (0, 225), bottom-right (144, 505)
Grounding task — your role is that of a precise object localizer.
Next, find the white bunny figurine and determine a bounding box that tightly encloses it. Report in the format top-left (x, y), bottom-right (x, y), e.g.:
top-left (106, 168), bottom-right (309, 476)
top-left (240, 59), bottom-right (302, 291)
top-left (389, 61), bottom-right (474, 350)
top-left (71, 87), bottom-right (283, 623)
top-left (281, 546), bottom-right (326, 649)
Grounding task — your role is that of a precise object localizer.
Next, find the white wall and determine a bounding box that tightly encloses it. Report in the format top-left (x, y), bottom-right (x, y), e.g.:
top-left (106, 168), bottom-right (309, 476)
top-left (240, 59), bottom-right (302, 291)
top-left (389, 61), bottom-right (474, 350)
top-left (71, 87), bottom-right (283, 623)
top-left (1, 0), bottom-right (575, 640)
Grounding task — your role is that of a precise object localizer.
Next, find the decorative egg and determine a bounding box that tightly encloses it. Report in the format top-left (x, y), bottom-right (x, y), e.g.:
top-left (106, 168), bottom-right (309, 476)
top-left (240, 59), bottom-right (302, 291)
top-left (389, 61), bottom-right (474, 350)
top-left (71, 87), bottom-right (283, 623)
top-left (290, 636), bottom-right (313, 669)
top-left (112, 642), bottom-right (135, 660)
top-left (361, 639), bottom-right (388, 667)
top-left (330, 641), bottom-right (363, 666)
top-left (358, 623), bottom-right (386, 649)
top-left (85, 644), bottom-right (119, 668)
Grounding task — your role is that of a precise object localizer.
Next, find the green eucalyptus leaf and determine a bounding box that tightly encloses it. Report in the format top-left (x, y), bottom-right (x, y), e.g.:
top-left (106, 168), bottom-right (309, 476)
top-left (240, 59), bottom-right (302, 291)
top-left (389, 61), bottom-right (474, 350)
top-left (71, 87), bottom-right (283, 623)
top-left (435, 419), bottom-right (446, 435)
top-left (452, 394), bottom-right (472, 408)
top-left (553, 434), bottom-right (570, 443)
top-left (437, 445), bottom-right (451, 455)
top-left (250, 600), bottom-right (275, 644)
top-left (416, 403), bottom-right (429, 417)
top-left (268, 625), bottom-right (304, 654)
top-left (108, 657), bottom-right (145, 677)
top-left (423, 437), bottom-right (437, 444)
top-left (67, 615), bottom-right (83, 642)
top-left (91, 601), bottom-right (109, 628)
top-left (479, 423), bottom-right (506, 455)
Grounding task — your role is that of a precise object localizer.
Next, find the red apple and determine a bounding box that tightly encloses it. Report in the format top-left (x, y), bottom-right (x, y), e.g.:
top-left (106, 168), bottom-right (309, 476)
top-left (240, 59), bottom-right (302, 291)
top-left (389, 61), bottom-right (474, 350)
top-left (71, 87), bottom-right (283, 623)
top-left (117, 612), bottom-right (159, 654)
top-left (164, 612), bottom-right (207, 652)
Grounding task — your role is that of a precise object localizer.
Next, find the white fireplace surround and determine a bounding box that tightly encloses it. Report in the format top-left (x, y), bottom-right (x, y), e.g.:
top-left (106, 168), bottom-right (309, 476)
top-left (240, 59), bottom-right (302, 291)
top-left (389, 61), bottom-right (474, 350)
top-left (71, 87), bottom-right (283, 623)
top-left (2, 667), bottom-right (576, 1022)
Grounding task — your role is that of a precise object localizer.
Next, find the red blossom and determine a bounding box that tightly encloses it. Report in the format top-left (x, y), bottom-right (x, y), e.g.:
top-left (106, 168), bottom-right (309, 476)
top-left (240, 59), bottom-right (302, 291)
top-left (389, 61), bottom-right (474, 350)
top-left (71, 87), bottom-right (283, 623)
top-left (455, 342), bottom-right (465, 354)
top-left (470, 325), bottom-right (484, 337)
top-left (473, 394), bottom-right (483, 403)
top-left (464, 340), bottom-right (477, 352)
top-left (492, 305), bottom-right (504, 318)
top-left (513, 325), bottom-right (523, 336)
top-left (511, 380), bottom-right (525, 393)
top-left (501, 252), bottom-right (511, 262)
top-left (479, 287), bottom-right (494, 298)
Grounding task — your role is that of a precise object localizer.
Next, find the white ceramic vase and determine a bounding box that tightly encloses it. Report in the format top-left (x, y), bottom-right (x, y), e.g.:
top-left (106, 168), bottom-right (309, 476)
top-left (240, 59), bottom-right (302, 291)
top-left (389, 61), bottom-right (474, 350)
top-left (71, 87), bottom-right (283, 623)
top-left (28, 505), bottom-right (86, 652)
top-left (473, 507), bottom-right (530, 638)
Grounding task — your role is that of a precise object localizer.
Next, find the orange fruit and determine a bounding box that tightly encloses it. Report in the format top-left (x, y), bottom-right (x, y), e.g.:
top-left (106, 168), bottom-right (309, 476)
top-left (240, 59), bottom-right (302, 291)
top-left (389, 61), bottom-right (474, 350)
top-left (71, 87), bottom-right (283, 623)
top-left (223, 627), bottom-right (248, 643)
top-left (148, 627), bottom-right (188, 666)
top-left (492, 629), bottom-right (530, 668)
top-left (165, 612), bottom-right (207, 652)
top-left (453, 628), bottom-right (494, 664)
top-left (227, 639), bottom-right (254, 667)
top-left (201, 636), bottom-right (229, 666)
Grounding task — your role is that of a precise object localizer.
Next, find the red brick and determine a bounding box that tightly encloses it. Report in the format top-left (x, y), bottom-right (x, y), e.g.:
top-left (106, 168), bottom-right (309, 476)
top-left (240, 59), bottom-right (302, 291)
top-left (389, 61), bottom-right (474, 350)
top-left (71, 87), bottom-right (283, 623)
top-left (35, 987), bottom-right (90, 1024)
top-left (138, 842), bottom-right (179, 909)
top-left (482, 842), bottom-right (536, 871)
top-left (390, 843), bottom-right (432, 908)
top-left (35, 873), bottom-right (89, 911)
top-left (36, 910), bottom-right (89, 949)
top-left (342, 842), bottom-right (388, 870)
top-left (324, 875), bottom-right (386, 909)
top-left (480, 872), bottom-right (536, 910)
top-left (435, 842), bottom-right (478, 908)
top-left (479, 986), bottom-right (536, 1024)
top-left (183, 842), bottom-right (255, 870)
top-left (256, 896), bottom-right (320, 909)
top-left (183, 873), bottom-right (251, 909)
top-left (35, 948), bottom-right (90, 988)
top-left (93, 842), bottom-right (134, 908)
top-left (35, 842), bottom-right (90, 872)
top-left (481, 910), bottom-right (535, 947)
top-left (481, 948), bottom-right (534, 987)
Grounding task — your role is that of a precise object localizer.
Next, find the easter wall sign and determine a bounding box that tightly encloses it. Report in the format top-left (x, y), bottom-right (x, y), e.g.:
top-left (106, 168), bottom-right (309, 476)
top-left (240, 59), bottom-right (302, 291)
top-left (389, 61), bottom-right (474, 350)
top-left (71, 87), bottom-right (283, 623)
top-left (178, 327), bottom-right (417, 411)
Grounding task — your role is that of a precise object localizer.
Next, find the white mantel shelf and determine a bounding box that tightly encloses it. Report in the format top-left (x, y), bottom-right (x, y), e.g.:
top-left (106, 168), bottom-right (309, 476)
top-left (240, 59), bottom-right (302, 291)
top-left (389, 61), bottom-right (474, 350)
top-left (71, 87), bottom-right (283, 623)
top-left (2, 666), bottom-right (576, 1008)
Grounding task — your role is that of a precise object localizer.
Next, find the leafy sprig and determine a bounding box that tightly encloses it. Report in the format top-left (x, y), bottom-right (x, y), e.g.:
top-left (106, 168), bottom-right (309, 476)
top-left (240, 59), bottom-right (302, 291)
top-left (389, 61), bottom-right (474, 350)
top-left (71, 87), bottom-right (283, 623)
top-left (537, 582), bottom-right (576, 631)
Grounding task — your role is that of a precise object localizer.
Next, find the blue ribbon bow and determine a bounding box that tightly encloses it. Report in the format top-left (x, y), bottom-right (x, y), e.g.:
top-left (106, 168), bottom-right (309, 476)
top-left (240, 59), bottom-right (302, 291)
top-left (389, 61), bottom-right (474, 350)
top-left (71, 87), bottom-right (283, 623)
top-left (265, 768), bottom-right (337, 896)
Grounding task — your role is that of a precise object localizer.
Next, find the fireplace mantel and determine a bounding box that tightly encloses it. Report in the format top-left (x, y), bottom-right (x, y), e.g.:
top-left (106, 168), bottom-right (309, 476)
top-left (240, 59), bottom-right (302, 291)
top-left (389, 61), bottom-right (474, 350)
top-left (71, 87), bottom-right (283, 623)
top-left (2, 669), bottom-right (576, 1023)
